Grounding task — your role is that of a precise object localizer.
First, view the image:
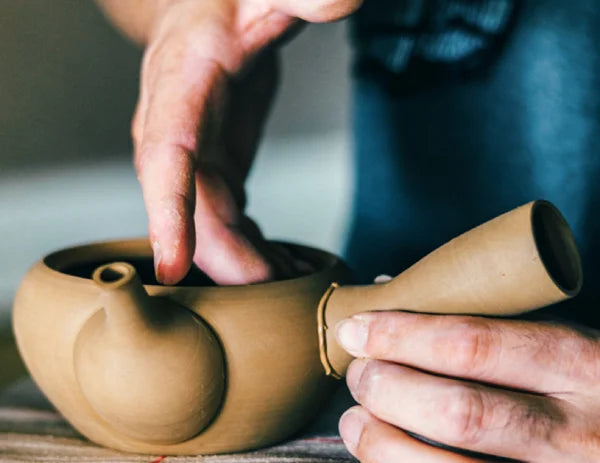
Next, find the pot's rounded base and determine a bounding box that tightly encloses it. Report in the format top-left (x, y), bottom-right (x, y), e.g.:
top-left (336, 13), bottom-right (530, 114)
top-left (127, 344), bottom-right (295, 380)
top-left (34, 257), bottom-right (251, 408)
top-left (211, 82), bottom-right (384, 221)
top-left (13, 238), bottom-right (350, 454)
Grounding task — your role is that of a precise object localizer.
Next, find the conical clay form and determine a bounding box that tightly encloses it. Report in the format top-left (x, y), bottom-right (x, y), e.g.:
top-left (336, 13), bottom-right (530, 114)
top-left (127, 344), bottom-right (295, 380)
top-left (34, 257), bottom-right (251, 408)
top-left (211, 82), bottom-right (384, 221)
top-left (322, 200), bottom-right (582, 377)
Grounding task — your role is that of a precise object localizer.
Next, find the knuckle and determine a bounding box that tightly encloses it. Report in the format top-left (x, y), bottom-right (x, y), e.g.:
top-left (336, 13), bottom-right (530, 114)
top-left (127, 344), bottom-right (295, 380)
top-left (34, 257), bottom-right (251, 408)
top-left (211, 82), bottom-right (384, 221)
top-left (529, 325), bottom-right (600, 387)
top-left (520, 402), bottom-right (557, 444)
top-left (506, 398), bottom-right (560, 452)
top-left (557, 334), bottom-right (600, 385)
top-left (438, 387), bottom-right (486, 446)
top-left (179, 28), bottom-right (240, 73)
top-left (552, 424), bottom-right (600, 460)
top-left (445, 319), bottom-right (497, 375)
top-left (178, 31), bottom-right (211, 63)
top-left (584, 346), bottom-right (600, 384)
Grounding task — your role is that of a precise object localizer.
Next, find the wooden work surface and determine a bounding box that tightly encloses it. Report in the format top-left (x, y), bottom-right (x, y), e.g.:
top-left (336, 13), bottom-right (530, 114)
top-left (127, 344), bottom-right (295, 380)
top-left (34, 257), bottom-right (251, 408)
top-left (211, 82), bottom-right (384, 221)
top-left (0, 332), bottom-right (354, 462)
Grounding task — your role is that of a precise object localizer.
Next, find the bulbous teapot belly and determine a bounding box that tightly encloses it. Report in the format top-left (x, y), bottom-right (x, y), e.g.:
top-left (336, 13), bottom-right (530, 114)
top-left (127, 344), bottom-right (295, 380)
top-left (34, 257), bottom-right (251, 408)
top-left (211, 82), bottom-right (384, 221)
top-left (12, 239), bottom-right (350, 454)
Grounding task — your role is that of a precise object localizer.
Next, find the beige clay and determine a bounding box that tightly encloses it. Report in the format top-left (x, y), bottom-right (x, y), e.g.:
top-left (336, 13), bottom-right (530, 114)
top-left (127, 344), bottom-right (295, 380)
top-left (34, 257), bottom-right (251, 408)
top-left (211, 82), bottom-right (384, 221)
top-left (13, 200), bottom-right (582, 454)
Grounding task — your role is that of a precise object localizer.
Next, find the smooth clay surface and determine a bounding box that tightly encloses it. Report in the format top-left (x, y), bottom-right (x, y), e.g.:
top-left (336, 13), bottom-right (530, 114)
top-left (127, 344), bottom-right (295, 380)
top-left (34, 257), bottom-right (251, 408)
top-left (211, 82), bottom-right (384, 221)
top-left (13, 200), bottom-right (583, 455)
top-left (13, 242), bottom-right (349, 454)
top-left (323, 200), bottom-right (583, 376)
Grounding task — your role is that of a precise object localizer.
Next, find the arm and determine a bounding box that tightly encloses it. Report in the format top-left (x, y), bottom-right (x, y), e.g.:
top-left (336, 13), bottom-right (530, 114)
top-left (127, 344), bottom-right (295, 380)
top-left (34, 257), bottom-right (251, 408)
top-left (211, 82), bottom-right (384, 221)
top-left (95, 0), bottom-right (362, 284)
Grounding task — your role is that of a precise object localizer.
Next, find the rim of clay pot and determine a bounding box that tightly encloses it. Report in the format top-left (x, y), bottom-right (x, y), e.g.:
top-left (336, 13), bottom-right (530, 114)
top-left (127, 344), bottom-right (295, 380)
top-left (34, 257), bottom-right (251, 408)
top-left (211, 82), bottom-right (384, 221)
top-left (531, 200), bottom-right (583, 297)
top-left (41, 238), bottom-right (346, 292)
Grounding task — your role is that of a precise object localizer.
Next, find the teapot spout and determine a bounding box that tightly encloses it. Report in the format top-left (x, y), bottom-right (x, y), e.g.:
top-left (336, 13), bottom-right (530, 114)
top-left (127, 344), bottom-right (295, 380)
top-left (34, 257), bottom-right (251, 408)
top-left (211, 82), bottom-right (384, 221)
top-left (74, 262), bottom-right (226, 445)
top-left (92, 262), bottom-right (159, 331)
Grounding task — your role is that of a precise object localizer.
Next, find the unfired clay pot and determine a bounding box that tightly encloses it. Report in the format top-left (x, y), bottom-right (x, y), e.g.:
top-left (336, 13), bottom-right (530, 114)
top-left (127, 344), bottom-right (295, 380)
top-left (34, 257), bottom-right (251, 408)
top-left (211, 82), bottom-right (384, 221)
top-left (13, 200), bottom-right (582, 455)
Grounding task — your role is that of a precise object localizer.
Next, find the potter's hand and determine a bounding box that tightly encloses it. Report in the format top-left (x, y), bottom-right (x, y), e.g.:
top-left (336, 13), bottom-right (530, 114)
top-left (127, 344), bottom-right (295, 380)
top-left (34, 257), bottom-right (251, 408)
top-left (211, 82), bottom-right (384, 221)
top-left (335, 312), bottom-right (600, 462)
top-left (96, 0), bottom-right (362, 285)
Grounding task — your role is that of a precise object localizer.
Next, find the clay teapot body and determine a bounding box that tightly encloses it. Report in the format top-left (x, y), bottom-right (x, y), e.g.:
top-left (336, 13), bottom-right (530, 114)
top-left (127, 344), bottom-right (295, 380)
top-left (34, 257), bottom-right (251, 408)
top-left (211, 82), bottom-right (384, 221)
top-left (13, 201), bottom-right (582, 454)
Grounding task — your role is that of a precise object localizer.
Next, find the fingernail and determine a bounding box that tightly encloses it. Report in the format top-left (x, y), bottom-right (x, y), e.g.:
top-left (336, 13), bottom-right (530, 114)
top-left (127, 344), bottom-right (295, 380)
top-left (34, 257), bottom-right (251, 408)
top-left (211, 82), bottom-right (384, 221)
top-left (346, 358), bottom-right (368, 402)
top-left (374, 274), bottom-right (393, 284)
top-left (339, 408), bottom-right (364, 455)
top-left (336, 317), bottom-right (369, 357)
top-left (152, 240), bottom-right (163, 283)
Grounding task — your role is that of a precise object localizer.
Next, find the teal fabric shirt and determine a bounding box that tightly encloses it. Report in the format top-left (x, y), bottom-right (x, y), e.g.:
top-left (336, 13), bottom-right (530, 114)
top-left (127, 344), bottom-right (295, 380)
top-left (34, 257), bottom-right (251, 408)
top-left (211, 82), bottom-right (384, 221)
top-left (353, 0), bottom-right (516, 72)
top-left (346, 0), bottom-right (600, 327)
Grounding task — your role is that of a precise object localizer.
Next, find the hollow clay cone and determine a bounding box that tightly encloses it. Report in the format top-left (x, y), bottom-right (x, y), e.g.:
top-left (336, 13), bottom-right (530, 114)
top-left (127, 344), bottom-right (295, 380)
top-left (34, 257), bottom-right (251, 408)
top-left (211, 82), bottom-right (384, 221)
top-left (322, 200), bottom-right (583, 377)
top-left (74, 262), bottom-right (225, 444)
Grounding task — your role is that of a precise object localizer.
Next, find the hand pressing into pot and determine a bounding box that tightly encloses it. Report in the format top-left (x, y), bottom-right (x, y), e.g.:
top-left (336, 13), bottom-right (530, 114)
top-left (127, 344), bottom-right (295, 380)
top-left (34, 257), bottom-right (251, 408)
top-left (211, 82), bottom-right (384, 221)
top-left (96, 0), bottom-right (362, 285)
top-left (336, 311), bottom-right (600, 462)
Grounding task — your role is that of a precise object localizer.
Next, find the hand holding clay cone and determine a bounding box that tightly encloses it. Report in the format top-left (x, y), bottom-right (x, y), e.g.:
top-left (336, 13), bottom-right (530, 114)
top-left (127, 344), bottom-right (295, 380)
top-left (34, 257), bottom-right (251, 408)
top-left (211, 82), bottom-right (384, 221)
top-left (321, 200), bottom-right (583, 377)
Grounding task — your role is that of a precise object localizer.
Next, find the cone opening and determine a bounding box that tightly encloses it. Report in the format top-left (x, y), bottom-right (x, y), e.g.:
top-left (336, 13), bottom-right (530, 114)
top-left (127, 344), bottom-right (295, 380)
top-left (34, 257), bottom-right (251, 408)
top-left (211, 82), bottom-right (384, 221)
top-left (532, 201), bottom-right (582, 296)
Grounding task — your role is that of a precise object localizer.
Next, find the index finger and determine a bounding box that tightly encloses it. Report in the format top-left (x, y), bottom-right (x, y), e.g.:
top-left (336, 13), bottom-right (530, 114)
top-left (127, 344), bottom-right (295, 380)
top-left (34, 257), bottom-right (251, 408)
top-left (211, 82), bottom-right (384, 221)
top-left (135, 52), bottom-right (227, 284)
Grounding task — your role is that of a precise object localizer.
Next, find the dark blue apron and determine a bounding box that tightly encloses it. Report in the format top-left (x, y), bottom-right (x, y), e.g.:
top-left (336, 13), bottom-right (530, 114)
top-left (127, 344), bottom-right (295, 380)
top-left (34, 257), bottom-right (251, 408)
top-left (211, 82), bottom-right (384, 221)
top-left (345, 0), bottom-right (600, 326)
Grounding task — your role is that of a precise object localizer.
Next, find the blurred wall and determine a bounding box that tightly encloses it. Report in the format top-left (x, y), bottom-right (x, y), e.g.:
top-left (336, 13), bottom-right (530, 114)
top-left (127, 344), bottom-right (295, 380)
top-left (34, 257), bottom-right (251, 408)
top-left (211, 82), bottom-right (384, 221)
top-left (0, 0), bottom-right (351, 172)
top-left (0, 0), bottom-right (140, 170)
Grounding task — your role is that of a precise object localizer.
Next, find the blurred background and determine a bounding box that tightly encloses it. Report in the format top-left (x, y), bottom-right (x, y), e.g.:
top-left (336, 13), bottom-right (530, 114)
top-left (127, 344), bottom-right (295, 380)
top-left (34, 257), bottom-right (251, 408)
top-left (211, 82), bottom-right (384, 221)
top-left (0, 1), bottom-right (355, 325)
